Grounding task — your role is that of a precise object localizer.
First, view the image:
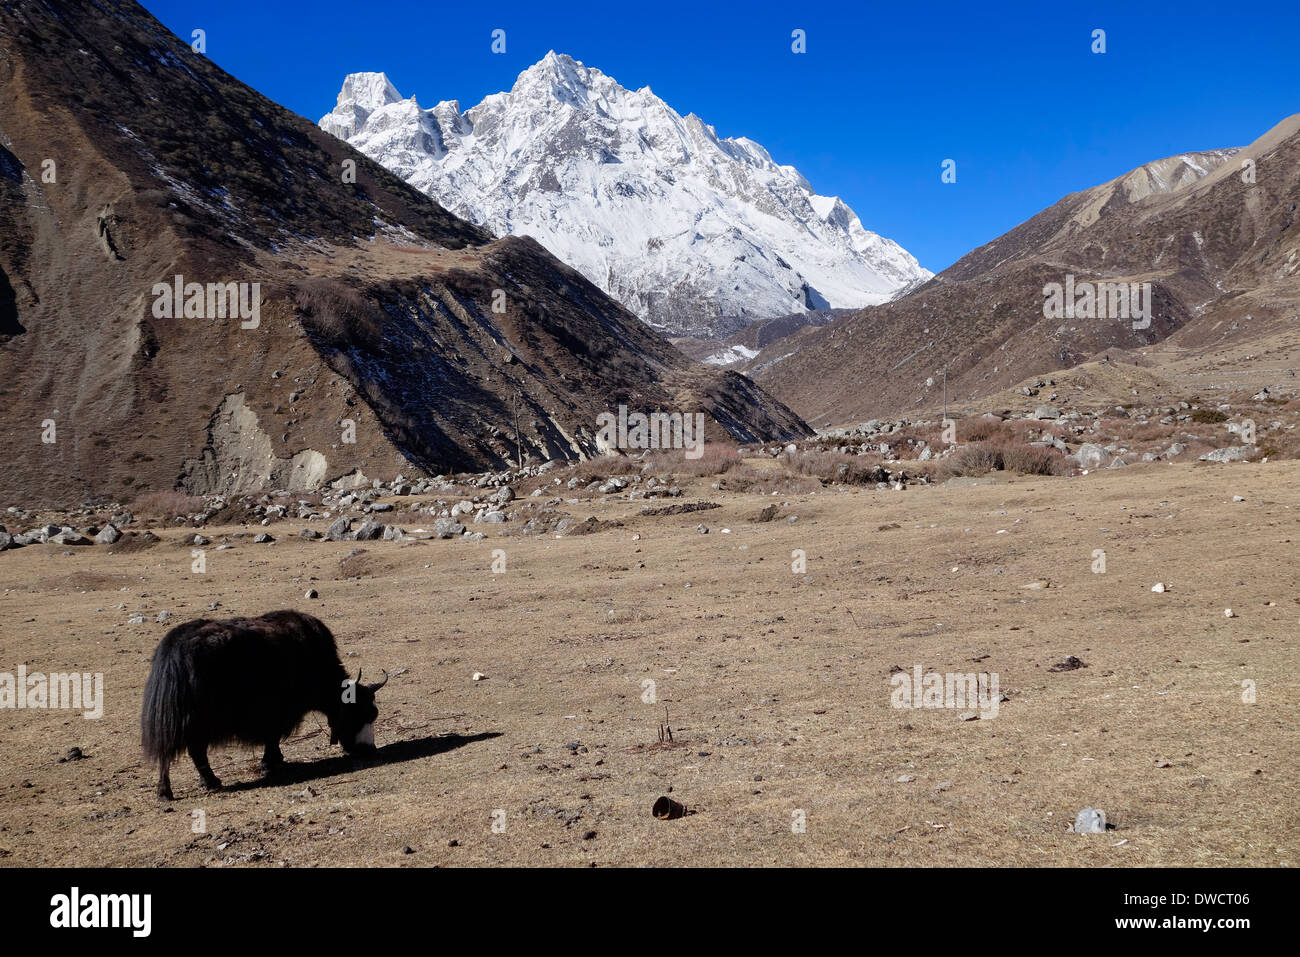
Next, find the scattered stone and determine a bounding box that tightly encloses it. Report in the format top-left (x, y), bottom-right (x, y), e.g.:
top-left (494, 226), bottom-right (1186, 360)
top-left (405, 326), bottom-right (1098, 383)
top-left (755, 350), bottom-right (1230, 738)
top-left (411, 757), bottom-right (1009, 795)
top-left (1151, 582), bottom-right (1167, 593)
top-left (1073, 807), bottom-right (1107, 834)
top-left (432, 518), bottom-right (466, 539)
top-left (1075, 443), bottom-right (1106, 469)
top-left (325, 517), bottom-right (352, 541)
top-left (305, 589), bottom-right (318, 599)
top-left (253, 532), bottom-right (274, 544)
top-left (94, 524), bottom-right (122, 545)
top-left (1048, 655), bottom-right (1088, 672)
top-left (50, 531), bottom-right (92, 546)
top-left (1224, 608), bottom-right (1235, 618)
top-left (1199, 446), bottom-right (1251, 463)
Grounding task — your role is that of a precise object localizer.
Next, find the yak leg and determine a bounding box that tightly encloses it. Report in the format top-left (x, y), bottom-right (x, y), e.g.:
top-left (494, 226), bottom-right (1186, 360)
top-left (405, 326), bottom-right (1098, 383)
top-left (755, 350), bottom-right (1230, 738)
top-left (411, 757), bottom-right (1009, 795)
top-left (261, 740), bottom-right (285, 775)
top-left (157, 756), bottom-right (173, 801)
top-left (188, 740), bottom-right (222, 791)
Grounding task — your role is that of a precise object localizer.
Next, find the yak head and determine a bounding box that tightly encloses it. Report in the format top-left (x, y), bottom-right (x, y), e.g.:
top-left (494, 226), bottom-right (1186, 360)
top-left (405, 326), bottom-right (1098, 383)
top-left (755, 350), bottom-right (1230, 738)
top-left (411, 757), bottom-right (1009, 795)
top-left (331, 669), bottom-right (388, 755)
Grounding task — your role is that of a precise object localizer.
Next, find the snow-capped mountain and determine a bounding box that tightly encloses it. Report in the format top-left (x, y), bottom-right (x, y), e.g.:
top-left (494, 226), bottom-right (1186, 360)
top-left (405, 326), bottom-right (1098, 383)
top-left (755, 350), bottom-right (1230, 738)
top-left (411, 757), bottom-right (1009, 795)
top-left (320, 53), bottom-right (931, 338)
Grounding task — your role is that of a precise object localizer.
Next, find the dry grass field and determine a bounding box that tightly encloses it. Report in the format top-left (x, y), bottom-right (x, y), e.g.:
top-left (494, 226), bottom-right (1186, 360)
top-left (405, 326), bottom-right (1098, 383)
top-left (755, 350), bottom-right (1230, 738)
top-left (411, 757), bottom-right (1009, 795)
top-left (1, 459), bottom-right (1296, 867)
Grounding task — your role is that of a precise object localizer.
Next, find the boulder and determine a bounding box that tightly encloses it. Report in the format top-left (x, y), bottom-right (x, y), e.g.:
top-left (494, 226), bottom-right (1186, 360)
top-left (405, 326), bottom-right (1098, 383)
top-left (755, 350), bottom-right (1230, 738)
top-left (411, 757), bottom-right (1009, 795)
top-left (1073, 808), bottom-right (1107, 834)
top-left (50, 531), bottom-right (92, 546)
top-left (432, 518), bottom-right (465, 539)
top-left (94, 523), bottom-right (122, 545)
top-left (1074, 443), bottom-right (1106, 469)
top-left (1199, 446), bottom-right (1251, 463)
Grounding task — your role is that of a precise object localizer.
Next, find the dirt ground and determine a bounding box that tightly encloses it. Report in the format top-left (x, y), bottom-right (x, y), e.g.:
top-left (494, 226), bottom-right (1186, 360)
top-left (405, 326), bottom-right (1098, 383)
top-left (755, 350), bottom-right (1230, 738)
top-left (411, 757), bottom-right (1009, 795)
top-left (1, 459), bottom-right (1296, 867)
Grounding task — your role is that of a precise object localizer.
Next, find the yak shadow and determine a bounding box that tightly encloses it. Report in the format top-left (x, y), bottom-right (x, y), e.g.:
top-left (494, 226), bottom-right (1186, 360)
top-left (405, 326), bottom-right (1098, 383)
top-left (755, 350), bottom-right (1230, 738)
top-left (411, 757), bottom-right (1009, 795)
top-left (223, 731), bottom-right (502, 793)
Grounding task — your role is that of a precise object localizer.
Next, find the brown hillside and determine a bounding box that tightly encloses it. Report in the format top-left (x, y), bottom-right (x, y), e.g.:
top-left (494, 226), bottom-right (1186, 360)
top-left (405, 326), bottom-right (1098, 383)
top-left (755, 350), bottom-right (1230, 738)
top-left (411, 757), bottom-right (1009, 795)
top-left (749, 123), bottom-right (1300, 427)
top-left (0, 0), bottom-right (809, 507)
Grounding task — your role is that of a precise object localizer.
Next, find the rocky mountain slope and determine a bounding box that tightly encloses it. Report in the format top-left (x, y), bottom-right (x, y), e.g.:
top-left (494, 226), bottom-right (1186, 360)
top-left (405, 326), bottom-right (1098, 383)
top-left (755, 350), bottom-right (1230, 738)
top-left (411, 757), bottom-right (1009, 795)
top-left (320, 56), bottom-right (931, 338)
top-left (746, 125), bottom-right (1300, 427)
top-left (0, 0), bottom-right (809, 507)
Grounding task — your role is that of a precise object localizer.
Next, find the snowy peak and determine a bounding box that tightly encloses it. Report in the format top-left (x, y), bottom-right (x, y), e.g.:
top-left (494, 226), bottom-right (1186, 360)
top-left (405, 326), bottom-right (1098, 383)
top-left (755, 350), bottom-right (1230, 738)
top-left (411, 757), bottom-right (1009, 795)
top-left (320, 54), bottom-right (932, 338)
top-left (320, 71), bottom-right (404, 139)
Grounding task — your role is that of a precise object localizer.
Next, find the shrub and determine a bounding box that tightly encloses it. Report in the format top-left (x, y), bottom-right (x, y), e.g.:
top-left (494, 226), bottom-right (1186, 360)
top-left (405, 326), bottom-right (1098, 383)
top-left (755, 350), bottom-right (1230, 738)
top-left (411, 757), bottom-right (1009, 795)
top-left (942, 443), bottom-right (1004, 477)
top-left (722, 465), bottom-right (819, 495)
top-left (131, 490), bottom-right (208, 520)
top-left (1000, 443), bottom-right (1069, 476)
top-left (783, 450), bottom-right (888, 486)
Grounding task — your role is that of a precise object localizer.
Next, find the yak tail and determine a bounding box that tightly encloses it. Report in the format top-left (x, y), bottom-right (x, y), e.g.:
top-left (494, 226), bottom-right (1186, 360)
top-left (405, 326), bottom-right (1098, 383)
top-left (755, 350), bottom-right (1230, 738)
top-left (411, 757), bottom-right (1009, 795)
top-left (140, 638), bottom-right (192, 763)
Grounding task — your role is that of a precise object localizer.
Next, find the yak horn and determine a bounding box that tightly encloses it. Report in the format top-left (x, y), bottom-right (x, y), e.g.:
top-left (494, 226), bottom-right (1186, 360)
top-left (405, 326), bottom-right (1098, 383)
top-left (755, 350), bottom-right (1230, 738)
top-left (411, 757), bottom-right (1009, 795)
top-left (365, 669), bottom-right (390, 692)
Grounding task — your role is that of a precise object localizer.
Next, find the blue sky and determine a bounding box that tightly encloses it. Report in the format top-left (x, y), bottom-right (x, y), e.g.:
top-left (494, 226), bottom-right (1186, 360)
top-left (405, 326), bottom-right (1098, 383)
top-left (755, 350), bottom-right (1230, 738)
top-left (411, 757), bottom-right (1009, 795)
top-left (144, 0), bottom-right (1299, 272)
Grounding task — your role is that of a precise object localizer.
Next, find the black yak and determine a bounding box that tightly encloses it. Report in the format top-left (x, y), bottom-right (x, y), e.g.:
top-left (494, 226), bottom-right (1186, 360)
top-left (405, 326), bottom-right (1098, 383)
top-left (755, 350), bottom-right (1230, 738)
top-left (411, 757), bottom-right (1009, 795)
top-left (141, 610), bottom-right (387, 799)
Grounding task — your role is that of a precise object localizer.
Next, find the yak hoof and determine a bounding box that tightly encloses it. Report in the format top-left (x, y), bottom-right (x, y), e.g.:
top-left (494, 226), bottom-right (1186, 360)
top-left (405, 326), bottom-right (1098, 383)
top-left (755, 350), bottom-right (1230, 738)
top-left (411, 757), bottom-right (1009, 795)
top-left (202, 778), bottom-right (223, 792)
top-left (157, 787), bottom-right (173, 801)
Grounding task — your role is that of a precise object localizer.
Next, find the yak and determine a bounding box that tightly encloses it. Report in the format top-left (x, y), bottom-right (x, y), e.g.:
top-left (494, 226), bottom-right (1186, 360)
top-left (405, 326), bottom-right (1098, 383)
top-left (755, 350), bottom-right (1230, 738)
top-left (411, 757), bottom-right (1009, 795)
top-left (141, 610), bottom-right (387, 799)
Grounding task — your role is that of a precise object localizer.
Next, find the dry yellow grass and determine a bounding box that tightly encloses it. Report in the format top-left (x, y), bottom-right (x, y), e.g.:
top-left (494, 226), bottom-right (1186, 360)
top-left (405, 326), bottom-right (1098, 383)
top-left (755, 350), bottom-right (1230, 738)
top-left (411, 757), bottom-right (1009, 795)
top-left (1, 460), bottom-right (1296, 867)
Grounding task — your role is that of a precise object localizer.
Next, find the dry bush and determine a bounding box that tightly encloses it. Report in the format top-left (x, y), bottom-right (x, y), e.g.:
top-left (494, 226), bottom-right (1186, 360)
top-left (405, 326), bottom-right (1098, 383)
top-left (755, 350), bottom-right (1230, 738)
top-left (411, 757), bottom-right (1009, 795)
top-left (644, 445), bottom-right (743, 478)
top-left (942, 441), bottom-right (1068, 478)
top-left (999, 443), bottom-right (1069, 476)
top-left (721, 464), bottom-right (819, 495)
top-left (294, 277), bottom-right (386, 354)
top-left (569, 455), bottom-right (645, 483)
top-left (1128, 423), bottom-right (1177, 443)
top-left (942, 443), bottom-right (1005, 477)
top-left (961, 417), bottom-right (1011, 443)
top-left (131, 490), bottom-right (208, 520)
top-left (783, 450), bottom-right (889, 486)
top-left (1191, 408), bottom-right (1228, 424)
